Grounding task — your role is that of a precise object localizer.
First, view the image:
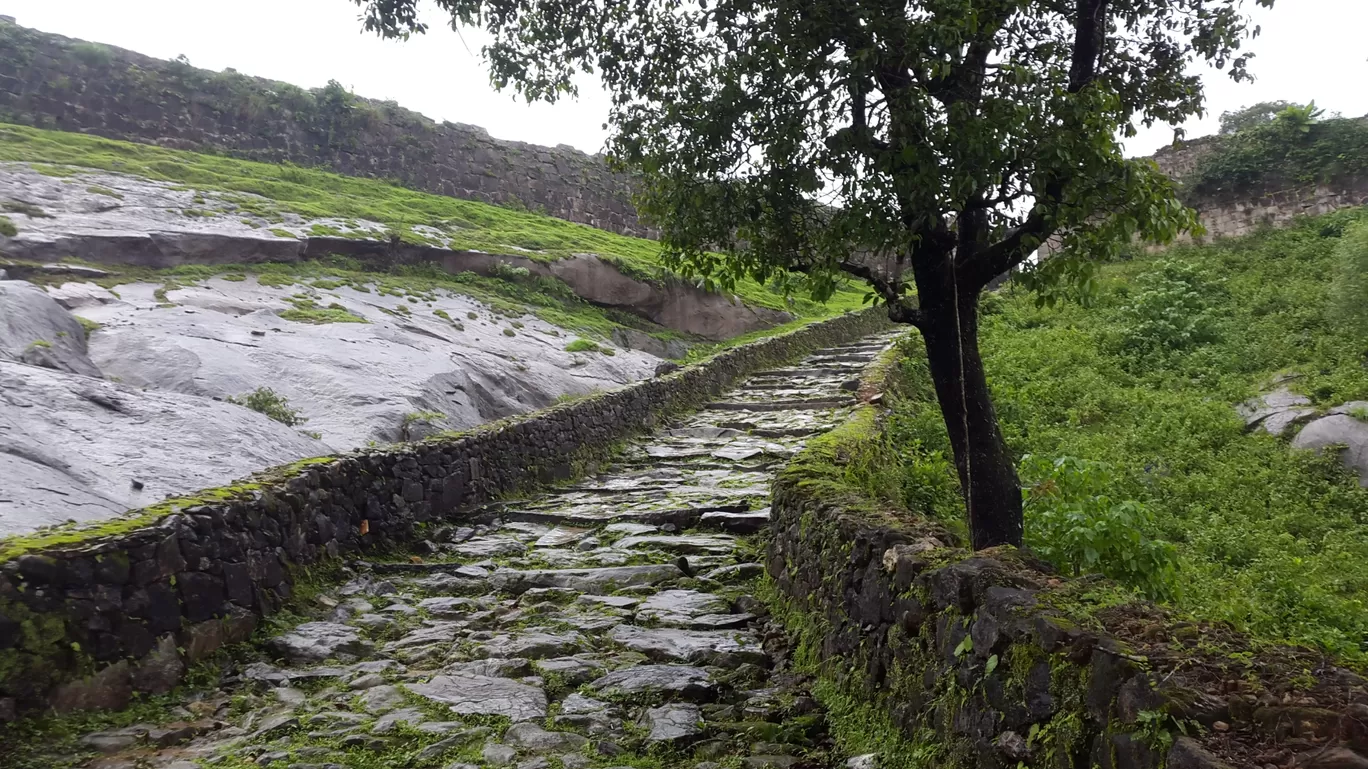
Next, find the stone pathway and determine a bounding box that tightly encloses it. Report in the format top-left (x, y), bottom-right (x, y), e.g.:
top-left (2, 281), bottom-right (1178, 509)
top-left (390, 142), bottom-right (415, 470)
top-left (63, 332), bottom-right (899, 769)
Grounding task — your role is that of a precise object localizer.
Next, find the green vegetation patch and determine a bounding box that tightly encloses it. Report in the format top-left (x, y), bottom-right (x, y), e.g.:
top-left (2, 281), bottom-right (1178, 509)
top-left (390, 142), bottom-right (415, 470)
top-left (885, 207), bottom-right (1368, 660)
top-left (279, 296), bottom-right (368, 325)
top-left (0, 215), bottom-right (16, 237)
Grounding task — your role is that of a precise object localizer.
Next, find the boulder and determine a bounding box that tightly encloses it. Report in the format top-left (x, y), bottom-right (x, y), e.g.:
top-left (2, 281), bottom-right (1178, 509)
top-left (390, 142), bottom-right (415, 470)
top-left (0, 280), bottom-right (101, 376)
top-left (1237, 387), bottom-right (1317, 436)
top-left (1292, 414), bottom-right (1368, 486)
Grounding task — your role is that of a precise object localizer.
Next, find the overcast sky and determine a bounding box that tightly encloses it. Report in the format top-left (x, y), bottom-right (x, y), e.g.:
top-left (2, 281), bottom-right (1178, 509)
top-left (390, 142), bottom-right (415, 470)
top-left (5, 0), bottom-right (1367, 157)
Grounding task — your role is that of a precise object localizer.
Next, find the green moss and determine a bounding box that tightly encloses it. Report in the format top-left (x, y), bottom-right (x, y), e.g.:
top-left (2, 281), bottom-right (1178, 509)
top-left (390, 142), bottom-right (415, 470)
top-left (565, 338), bottom-right (601, 353)
top-left (25, 338), bottom-right (50, 350)
top-left (75, 316), bottom-right (100, 338)
top-left (268, 228), bottom-right (297, 239)
top-left (0, 215), bottom-right (15, 237)
top-left (84, 184), bottom-right (122, 199)
top-left (279, 297), bottom-right (368, 324)
top-left (0, 453), bottom-right (345, 561)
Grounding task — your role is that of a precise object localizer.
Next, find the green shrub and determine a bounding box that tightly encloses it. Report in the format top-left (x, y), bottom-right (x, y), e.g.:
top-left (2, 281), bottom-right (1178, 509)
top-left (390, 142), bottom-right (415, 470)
top-left (1020, 455), bottom-right (1179, 600)
top-left (1115, 259), bottom-right (1221, 357)
top-left (69, 42), bottom-right (113, 67)
top-left (226, 387), bottom-right (307, 427)
top-left (492, 261), bottom-right (531, 282)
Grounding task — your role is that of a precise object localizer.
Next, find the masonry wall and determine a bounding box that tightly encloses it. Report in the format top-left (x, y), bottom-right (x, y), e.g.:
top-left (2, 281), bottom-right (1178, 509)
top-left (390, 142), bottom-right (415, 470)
top-left (0, 308), bottom-right (890, 716)
top-left (1147, 128), bottom-right (1368, 242)
top-left (766, 360), bottom-right (1368, 769)
top-left (0, 20), bottom-right (648, 237)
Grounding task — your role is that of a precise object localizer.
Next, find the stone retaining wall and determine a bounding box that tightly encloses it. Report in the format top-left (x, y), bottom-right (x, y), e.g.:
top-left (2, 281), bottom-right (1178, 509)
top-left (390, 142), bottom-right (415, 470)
top-left (0, 20), bottom-right (647, 237)
top-left (0, 308), bottom-right (890, 715)
top-left (1148, 130), bottom-right (1368, 242)
top-left (766, 357), bottom-right (1368, 769)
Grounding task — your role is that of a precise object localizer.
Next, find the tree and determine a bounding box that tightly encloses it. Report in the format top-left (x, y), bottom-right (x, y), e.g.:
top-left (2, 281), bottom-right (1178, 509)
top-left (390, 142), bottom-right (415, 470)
top-left (1219, 100), bottom-right (1296, 134)
top-left (353, 0), bottom-right (1271, 549)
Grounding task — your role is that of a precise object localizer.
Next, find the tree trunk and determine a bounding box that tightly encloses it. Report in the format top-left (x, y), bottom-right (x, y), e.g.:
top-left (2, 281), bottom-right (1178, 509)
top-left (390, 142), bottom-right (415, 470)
top-left (913, 284), bottom-right (1024, 549)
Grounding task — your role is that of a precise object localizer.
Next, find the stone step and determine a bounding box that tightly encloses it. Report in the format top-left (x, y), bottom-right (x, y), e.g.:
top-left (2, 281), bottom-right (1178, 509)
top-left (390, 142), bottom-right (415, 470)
top-left (704, 397), bottom-right (856, 411)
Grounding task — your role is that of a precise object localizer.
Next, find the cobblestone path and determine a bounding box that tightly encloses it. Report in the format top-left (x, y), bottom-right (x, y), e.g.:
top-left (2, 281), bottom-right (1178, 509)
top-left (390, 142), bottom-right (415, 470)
top-left (61, 332), bottom-right (899, 769)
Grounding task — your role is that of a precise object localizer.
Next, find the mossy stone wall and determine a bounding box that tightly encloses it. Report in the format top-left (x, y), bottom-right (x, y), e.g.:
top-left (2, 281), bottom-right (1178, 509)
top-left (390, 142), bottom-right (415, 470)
top-left (766, 381), bottom-right (1368, 769)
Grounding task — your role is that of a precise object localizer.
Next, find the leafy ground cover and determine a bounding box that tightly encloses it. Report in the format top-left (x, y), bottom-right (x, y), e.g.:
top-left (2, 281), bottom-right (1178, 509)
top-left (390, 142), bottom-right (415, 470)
top-left (878, 208), bottom-right (1368, 662)
top-left (0, 122), bottom-right (865, 320)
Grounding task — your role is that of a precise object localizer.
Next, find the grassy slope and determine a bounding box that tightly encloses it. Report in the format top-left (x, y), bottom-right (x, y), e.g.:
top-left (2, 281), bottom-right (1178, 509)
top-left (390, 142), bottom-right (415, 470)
top-left (0, 122), bottom-right (865, 321)
top-left (885, 209), bottom-right (1368, 661)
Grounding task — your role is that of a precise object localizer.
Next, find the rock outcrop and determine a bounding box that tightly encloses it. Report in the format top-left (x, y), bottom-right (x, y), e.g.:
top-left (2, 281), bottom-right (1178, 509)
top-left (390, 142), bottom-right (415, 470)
top-left (0, 359), bottom-right (326, 536)
top-left (0, 162), bottom-right (789, 340)
top-left (0, 279), bottom-right (100, 376)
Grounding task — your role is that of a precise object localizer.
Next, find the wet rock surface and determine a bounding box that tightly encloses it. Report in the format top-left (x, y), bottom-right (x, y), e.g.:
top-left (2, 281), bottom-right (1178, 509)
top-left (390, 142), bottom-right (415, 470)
top-left (25, 333), bottom-right (898, 769)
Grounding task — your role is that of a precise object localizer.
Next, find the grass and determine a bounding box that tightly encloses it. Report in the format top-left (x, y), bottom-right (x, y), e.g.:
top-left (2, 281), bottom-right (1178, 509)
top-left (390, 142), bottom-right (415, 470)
top-left (565, 338), bottom-right (604, 353)
top-left (0, 121), bottom-right (866, 319)
top-left (879, 207), bottom-right (1368, 662)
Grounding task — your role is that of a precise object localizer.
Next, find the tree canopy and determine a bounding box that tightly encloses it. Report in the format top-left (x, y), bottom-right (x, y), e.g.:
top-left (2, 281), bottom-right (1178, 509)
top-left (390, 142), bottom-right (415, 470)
top-left (354, 0), bottom-right (1273, 549)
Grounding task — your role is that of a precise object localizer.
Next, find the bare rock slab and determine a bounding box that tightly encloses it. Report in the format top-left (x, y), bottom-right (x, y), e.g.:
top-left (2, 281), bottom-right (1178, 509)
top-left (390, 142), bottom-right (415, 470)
top-left (408, 674), bottom-right (548, 722)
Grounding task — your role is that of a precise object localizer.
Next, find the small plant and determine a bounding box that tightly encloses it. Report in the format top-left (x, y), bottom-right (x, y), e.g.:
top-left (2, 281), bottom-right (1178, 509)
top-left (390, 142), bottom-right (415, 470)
top-left (226, 387), bottom-right (308, 427)
top-left (400, 411), bottom-right (445, 441)
top-left (503, 328), bottom-right (517, 337)
top-left (76, 316), bottom-right (101, 338)
top-left (26, 339), bottom-right (52, 350)
top-left (564, 339), bottom-right (602, 353)
top-left (0, 216), bottom-right (15, 237)
top-left (1021, 454), bottom-right (1179, 600)
top-left (70, 42), bottom-right (114, 67)
top-left (268, 228), bottom-right (296, 239)
top-left (433, 309), bottom-right (452, 320)
top-left (492, 261), bottom-right (531, 282)
top-left (467, 311), bottom-right (478, 320)
top-left (1348, 406), bottom-right (1368, 423)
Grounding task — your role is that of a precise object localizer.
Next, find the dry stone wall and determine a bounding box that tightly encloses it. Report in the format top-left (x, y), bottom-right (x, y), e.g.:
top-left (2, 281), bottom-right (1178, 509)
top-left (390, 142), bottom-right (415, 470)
top-left (0, 20), bottom-right (648, 237)
top-left (0, 308), bottom-right (889, 714)
top-left (1148, 131), bottom-right (1368, 242)
top-left (766, 363), bottom-right (1368, 769)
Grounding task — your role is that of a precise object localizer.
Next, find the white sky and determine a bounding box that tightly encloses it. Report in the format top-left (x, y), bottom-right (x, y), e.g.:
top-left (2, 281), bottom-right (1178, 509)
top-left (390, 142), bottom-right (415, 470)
top-left (4, 0), bottom-right (1367, 157)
